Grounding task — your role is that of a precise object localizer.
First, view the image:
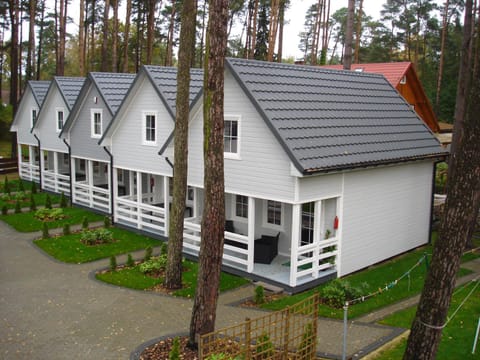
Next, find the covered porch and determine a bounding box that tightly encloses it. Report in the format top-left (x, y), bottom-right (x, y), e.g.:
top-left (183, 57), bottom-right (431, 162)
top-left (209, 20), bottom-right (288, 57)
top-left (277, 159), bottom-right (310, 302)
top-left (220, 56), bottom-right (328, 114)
top-left (71, 157), bottom-right (110, 213)
top-left (40, 150), bottom-right (70, 195)
top-left (17, 144), bottom-right (40, 183)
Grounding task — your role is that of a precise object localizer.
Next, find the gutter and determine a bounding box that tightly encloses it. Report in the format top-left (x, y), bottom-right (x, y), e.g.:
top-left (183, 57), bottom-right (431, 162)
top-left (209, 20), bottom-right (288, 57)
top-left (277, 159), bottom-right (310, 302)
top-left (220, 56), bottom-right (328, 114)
top-left (33, 134), bottom-right (42, 189)
top-left (103, 146), bottom-right (115, 223)
top-left (62, 139), bottom-right (73, 199)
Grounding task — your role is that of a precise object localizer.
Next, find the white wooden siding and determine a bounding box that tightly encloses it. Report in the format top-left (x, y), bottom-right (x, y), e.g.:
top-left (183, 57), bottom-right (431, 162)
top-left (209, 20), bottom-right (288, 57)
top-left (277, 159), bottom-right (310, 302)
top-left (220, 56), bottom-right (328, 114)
top-left (14, 88), bottom-right (38, 146)
top-left (297, 172), bottom-right (343, 203)
top-left (340, 161), bottom-right (434, 276)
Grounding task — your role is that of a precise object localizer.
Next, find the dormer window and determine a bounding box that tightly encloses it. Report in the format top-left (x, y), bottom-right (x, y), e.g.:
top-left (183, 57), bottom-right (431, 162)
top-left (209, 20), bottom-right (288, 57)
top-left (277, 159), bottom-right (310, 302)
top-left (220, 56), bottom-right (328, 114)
top-left (56, 108), bottom-right (65, 132)
top-left (91, 109), bottom-right (103, 138)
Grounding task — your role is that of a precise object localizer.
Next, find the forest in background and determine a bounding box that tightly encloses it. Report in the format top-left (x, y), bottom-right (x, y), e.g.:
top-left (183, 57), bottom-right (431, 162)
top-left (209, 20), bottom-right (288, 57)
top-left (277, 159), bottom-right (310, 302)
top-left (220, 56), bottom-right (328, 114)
top-left (0, 0), bottom-right (477, 127)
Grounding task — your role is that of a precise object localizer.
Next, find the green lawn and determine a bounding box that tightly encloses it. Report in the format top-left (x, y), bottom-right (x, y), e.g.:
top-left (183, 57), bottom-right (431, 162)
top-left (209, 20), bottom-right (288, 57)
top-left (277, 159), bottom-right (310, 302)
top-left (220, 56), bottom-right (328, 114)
top-left (96, 259), bottom-right (249, 298)
top-left (0, 140), bottom-right (12, 158)
top-left (34, 227), bottom-right (160, 263)
top-left (0, 191), bottom-right (60, 209)
top-left (0, 206), bottom-right (103, 232)
top-left (375, 281), bottom-right (480, 359)
top-left (0, 178), bottom-right (34, 194)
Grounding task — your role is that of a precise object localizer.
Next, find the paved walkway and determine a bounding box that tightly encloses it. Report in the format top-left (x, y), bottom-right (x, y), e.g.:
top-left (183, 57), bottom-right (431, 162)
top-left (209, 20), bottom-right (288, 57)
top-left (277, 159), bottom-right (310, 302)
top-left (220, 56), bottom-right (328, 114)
top-left (1, 219), bottom-right (478, 359)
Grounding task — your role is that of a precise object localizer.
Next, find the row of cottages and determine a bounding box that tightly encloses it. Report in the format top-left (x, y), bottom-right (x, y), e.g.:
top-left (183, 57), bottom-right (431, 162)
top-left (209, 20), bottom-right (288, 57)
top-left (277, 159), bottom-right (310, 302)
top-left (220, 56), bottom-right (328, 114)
top-left (11, 59), bottom-right (447, 292)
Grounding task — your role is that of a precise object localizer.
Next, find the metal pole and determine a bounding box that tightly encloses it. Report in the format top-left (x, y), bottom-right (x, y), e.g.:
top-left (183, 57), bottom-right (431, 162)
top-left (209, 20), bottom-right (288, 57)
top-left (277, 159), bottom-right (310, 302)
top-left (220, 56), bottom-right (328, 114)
top-left (342, 302), bottom-right (348, 360)
top-left (473, 317), bottom-right (480, 354)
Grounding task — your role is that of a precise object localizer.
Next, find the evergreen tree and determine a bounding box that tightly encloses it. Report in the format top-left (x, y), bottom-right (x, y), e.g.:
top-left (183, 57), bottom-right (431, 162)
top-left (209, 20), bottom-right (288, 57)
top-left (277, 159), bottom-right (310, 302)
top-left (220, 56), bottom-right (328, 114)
top-left (254, 1), bottom-right (269, 61)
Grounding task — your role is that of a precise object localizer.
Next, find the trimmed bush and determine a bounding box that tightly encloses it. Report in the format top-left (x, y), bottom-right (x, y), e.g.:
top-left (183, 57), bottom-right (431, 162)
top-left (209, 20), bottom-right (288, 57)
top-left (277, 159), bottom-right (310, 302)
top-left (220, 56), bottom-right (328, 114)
top-left (14, 200), bottom-right (21, 214)
top-left (42, 222), bottom-right (50, 239)
top-left (1, 205), bottom-right (8, 215)
top-left (31, 182), bottom-right (37, 194)
top-left (168, 337), bottom-right (180, 360)
top-left (144, 246), bottom-right (153, 262)
top-left (30, 193), bottom-right (36, 211)
top-left (34, 208), bottom-right (65, 221)
top-left (139, 254), bottom-right (168, 274)
top-left (82, 216), bottom-right (89, 230)
top-left (321, 279), bottom-right (369, 308)
top-left (60, 192), bottom-right (68, 208)
top-left (254, 285), bottom-right (265, 305)
top-left (126, 254), bottom-right (134, 267)
top-left (104, 216), bottom-right (111, 228)
top-left (63, 223), bottom-right (71, 236)
top-left (80, 228), bottom-right (114, 245)
top-left (109, 255), bottom-right (117, 271)
top-left (45, 194), bottom-right (52, 209)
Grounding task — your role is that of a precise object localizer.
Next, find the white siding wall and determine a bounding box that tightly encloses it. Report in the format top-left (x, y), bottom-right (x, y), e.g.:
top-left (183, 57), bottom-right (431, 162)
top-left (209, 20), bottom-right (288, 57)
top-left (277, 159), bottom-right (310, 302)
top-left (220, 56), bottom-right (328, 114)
top-left (340, 161), bottom-right (434, 276)
top-left (297, 172), bottom-right (343, 203)
top-left (14, 88), bottom-right (39, 146)
top-left (35, 86), bottom-right (68, 152)
top-left (187, 70), bottom-right (296, 202)
top-left (70, 85), bottom-right (110, 161)
top-left (110, 77), bottom-right (174, 176)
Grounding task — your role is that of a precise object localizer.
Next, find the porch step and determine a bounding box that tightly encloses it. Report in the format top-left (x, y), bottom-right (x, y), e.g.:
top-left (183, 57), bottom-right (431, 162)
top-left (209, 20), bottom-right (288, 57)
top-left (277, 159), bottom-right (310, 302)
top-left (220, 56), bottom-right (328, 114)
top-left (253, 281), bottom-right (284, 294)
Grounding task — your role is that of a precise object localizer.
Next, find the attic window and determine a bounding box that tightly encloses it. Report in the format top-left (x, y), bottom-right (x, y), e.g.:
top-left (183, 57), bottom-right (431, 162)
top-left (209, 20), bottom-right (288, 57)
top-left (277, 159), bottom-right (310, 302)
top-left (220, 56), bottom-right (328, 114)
top-left (400, 75), bottom-right (407, 84)
top-left (31, 108), bottom-right (37, 128)
top-left (354, 68), bottom-right (364, 72)
top-left (224, 115), bottom-right (241, 159)
top-left (91, 109), bottom-right (103, 138)
top-left (56, 108), bottom-right (65, 132)
top-left (142, 111), bottom-right (157, 145)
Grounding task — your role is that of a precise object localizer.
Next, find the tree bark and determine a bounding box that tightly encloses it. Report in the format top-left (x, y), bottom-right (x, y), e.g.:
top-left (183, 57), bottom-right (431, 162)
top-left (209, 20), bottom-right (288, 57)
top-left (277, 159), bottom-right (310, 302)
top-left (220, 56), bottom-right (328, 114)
top-left (277, 0), bottom-right (285, 63)
top-left (146, 0), bottom-right (157, 64)
top-left (8, 0), bottom-right (20, 158)
top-left (189, 0), bottom-right (228, 347)
top-left (36, 0), bottom-right (46, 79)
top-left (354, 0), bottom-right (363, 64)
top-left (404, 1), bottom-right (480, 358)
top-left (101, 0), bottom-right (110, 72)
top-left (435, 0), bottom-right (450, 115)
top-left (164, 0), bottom-right (197, 290)
top-left (111, 0), bottom-right (119, 72)
top-left (79, 0), bottom-right (86, 76)
top-left (344, 0), bottom-right (354, 70)
top-left (267, 0), bottom-right (280, 62)
top-left (122, 0), bottom-right (132, 72)
top-left (165, 1), bottom-right (177, 66)
top-left (57, 0), bottom-right (67, 75)
top-left (26, 0), bottom-right (36, 80)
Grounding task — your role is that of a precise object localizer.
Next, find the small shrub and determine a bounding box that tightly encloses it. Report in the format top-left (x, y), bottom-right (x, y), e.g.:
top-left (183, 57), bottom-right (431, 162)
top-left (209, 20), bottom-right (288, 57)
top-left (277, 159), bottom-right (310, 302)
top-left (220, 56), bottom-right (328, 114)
top-left (34, 208), bottom-right (65, 221)
top-left (45, 194), bottom-right (52, 209)
top-left (60, 192), bottom-right (68, 208)
top-left (0, 193), bottom-right (9, 201)
top-left (42, 222), bottom-right (50, 238)
top-left (298, 322), bottom-right (315, 358)
top-left (80, 228), bottom-right (113, 245)
top-left (254, 285), bottom-right (265, 305)
top-left (255, 332), bottom-right (274, 358)
top-left (321, 280), bottom-right (369, 308)
top-left (63, 223), bottom-right (71, 235)
top-left (126, 254), bottom-right (134, 267)
top-left (31, 182), bottom-right (37, 194)
top-left (109, 255), bottom-right (117, 271)
top-left (144, 246), bottom-right (153, 262)
top-left (14, 200), bottom-right (21, 214)
top-left (3, 177), bottom-right (10, 194)
top-left (139, 254), bottom-right (168, 274)
top-left (104, 216), bottom-right (111, 228)
top-left (14, 191), bottom-right (25, 201)
top-left (160, 242), bottom-right (168, 256)
top-left (1, 205), bottom-right (8, 215)
top-left (30, 193), bottom-right (36, 211)
top-left (18, 181), bottom-right (25, 192)
top-left (168, 337), bottom-right (180, 360)
top-left (82, 216), bottom-right (89, 230)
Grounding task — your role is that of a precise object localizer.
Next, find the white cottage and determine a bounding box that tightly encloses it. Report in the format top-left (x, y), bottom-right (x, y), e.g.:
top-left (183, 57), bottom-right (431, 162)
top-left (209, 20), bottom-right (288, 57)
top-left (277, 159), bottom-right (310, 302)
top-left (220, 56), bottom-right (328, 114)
top-left (10, 81), bottom-right (50, 182)
top-left (107, 59), bottom-right (446, 292)
top-left (31, 77), bottom-right (85, 195)
top-left (60, 72), bottom-right (135, 213)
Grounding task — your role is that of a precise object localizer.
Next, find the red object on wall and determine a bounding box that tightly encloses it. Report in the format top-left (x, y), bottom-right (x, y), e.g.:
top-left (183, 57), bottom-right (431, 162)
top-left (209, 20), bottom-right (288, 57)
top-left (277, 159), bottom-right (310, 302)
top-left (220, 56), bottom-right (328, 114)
top-left (334, 216), bottom-right (339, 230)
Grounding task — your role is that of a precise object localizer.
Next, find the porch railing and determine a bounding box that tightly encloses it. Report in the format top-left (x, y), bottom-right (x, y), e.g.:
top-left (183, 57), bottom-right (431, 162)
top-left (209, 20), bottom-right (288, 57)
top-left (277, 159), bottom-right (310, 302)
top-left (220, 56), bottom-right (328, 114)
top-left (115, 196), bottom-right (167, 236)
top-left (19, 163), bottom-right (40, 183)
top-left (42, 170), bottom-right (70, 195)
top-left (73, 182), bottom-right (110, 213)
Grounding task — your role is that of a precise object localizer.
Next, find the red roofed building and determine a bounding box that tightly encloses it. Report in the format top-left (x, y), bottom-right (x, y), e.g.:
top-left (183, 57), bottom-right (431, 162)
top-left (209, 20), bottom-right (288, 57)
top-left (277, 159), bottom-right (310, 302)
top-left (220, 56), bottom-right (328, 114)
top-left (322, 62), bottom-right (440, 133)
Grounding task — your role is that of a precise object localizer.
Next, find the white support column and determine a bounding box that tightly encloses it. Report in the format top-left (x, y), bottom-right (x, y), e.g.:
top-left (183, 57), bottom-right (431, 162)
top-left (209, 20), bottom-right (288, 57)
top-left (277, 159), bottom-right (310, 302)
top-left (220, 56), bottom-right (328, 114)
top-left (247, 196), bottom-right (255, 273)
top-left (29, 145), bottom-right (34, 180)
top-left (290, 204), bottom-right (301, 287)
top-left (137, 171), bottom-right (142, 229)
top-left (39, 150), bottom-right (45, 190)
top-left (129, 171), bottom-right (135, 197)
top-left (17, 144), bottom-right (22, 178)
top-left (113, 167), bottom-right (118, 223)
top-left (53, 152), bottom-right (59, 192)
top-left (88, 160), bottom-right (94, 207)
top-left (312, 200), bottom-right (323, 279)
top-left (163, 176), bottom-right (169, 236)
top-left (193, 187), bottom-right (199, 218)
top-left (71, 157), bottom-right (77, 204)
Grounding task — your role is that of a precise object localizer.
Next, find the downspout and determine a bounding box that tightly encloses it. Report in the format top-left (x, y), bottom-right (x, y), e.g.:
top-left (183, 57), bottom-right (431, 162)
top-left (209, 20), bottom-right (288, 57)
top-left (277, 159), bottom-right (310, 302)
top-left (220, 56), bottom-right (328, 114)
top-left (62, 139), bottom-right (73, 199)
top-left (33, 134), bottom-right (42, 189)
top-left (103, 146), bottom-right (115, 223)
top-left (165, 157), bottom-right (174, 169)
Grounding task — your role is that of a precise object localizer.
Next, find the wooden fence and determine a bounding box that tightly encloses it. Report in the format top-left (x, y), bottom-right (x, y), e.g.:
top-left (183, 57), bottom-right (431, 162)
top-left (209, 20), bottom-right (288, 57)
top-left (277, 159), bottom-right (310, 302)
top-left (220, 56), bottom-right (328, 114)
top-left (199, 294), bottom-right (320, 359)
top-left (0, 158), bottom-right (18, 175)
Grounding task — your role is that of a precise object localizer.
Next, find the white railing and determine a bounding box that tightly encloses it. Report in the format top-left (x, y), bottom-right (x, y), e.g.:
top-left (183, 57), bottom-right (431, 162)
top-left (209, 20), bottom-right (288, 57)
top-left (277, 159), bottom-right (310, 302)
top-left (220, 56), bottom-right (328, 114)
top-left (291, 237), bottom-right (338, 287)
top-left (57, 173), bottom-right (70, 195)
top-left (73, 182), bottom-right (110, 213)
top-left (115, 196), bottom-right (167, 236)
top-left (19, 163), bottom-right (40, 182)
top-left (41, 170), bottom-right (70, 195)
top-left (42, 171), bottom-right (56, 192)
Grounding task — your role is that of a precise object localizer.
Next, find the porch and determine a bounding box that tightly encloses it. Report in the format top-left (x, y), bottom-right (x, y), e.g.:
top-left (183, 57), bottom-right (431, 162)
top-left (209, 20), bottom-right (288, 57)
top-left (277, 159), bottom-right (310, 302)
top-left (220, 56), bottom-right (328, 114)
top-left (40, 150), bottom-right (70, 195)
top-left (71, 158), bottom-right (110, 213)
top-left (17, 144), bottom-right (40, 183)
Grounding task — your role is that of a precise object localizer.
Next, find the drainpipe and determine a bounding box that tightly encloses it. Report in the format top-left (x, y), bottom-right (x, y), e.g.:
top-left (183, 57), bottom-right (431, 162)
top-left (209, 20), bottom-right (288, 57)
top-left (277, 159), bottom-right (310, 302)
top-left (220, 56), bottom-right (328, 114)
top-left (103, 146), bottom-right (115, 224)
top-left (165, 157), bottom-right (174, 169)
top-left (62, 139), bottom-right (73, 200)
top-left (33, 134), bottom-right (42, 189)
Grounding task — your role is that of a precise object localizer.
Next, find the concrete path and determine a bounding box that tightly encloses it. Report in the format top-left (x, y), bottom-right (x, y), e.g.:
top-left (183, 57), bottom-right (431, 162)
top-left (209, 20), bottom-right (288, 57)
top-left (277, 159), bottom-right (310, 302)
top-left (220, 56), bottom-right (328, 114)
top-left (0, 219), bottom-right (458, 359)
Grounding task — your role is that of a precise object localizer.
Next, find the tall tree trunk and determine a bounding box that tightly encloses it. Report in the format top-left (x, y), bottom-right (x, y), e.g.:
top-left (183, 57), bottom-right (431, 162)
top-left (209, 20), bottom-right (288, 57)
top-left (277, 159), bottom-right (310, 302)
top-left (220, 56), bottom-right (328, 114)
top-left (435, 0), bottom-right (450, 115)
top-left (101, 0), bottom-right (111, 71)
top-left (354, 0), bottom-right (363, 64)
top-left (146, 0), bottom-right (156, 64)
top-left (36, 0), bottom-right (46, 79)
top-left (344, 0), bottom-right (355, 69)
top-left (267, 0), bottom-right (280, 62)
top-left (250, 0), bottom-right (259, 59)
top-left (320, 0), bottom-right (330, 65)
top-left (122, 0), bottom-right (132, 72)
top-left (189, 0), bottom-right (228, 347)
top-left (404, 1), bottom-right (480, 358)
top-left (310, 0), bottom-right (322, 65)
top-left (111, 0), bottom-right (119, 72)
top-left (277, 0), bottom-right (285, 62)
top-left (8, 0), bottom-right (20, 158)
top-left (26, 0), bottom-right (36, 80)
top-left (90, 0), bottom-right (96, 70)
top-left (164, 0), bottom-right (197, 290)
top-left (165, 1), bottom-right (177, 66)
top-left (79, 0), bottom-right (86, 76)
top-left (198, 0), bottom-right (207, 66)
top-left (57, 0), bottom-right (67, 75)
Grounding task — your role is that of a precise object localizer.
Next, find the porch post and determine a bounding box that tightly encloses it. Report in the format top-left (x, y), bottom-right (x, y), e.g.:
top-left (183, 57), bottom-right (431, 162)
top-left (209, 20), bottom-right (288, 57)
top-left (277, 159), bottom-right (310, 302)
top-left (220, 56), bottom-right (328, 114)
top-left (335, 194), bottom-right (344, 276)
top-left (112, 167), bottom-right (118, 223)
top-left (88, 160), bottom-right (94, 207)
top-left (137, 171), bottom-right (142, 229)
top-left (29, 145), bottom-right (34, 180)
top-left (290, 204), bottom-right (301, 287)
top-left (247, 196), bottom-right (255, 273)
top-left (163, 176), bottom-right (169, 235)
top-left (129, 171), bottom-right (135, 196)
top-left (193, 187), bottom-right (199, 218)
top-left (39, 150), bottom-right (45, 189)
top-left (17, 144), bottom-right (22, 178)
top-left (53, 152), bottom-right (59, 192)
top-left (71, 157), bottom-right (77, 204)
top-left (312, 200), bottom-right (322, 279)
top-left (107, 162), bottom-right (111, 213)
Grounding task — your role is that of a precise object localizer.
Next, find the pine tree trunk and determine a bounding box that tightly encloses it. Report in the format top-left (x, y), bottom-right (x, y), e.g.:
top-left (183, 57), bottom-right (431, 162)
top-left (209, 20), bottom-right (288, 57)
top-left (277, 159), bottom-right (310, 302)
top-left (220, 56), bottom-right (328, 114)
top-left (57, 0), bottom-right (67, 75)
top-left (79, 0), bottom-right (86, 76)
top-left (9, 0), bottom-right (20, 158)
top-left (26, 0), bottom-right (36, 80)
top-left (164, 0), bottom-right (197, 290)
top-left (165, 1), bottom-right (177, 66)
top-left (122, 0), bottom-right (132, 72)
top-left (146, 0), bottom-right (156, 64)
top-left (435, 0), bottom-right (450, 115)
top-left (188, 0), bottom-right (228, 347)
top-left (404, 1), bottom-right (480, 358)
top-left (101, 0), bottom-right (110, 72)
top-left (354, 0), bottom-right (363, 64)
top-left (343, 0), bottom-right (355, 70)
top-left (267, 0), bottom-right (279, 62)
top-left (111, 0), bottom-right (119, 72)
top-left (36, 0), bottom-right (45, 79)
top-left (277, 0), bottom-right (285, 63)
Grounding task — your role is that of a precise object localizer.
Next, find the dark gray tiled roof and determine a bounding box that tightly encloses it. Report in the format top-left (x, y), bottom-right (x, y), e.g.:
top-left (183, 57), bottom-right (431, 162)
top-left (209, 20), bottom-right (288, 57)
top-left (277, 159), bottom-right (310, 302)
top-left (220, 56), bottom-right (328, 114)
top-left (28, 80), bottom-right (50, 106)
top-left (226, 58), bottom-right (447, 174)
top-left (90, 72), bottom-right (136, 114)
top-left (143, 65), bottom-right (204, 116)
top-left (55, 76), bottom-right (85, 110)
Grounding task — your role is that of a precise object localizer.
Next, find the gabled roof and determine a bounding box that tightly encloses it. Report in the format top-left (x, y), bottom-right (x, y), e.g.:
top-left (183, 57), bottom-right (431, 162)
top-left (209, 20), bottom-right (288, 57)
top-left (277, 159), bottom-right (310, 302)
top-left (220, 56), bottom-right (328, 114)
top-left (54, 76), bottom-right (86, 110)
top-left (28, 80), bottom-right (51, 107)
top-left (61, 72), bottom-right (135, 135)
top-left (226, 58), bottom-right (447, 174)
top-left (101, 66), bottom-right (203, 144)
top-left (322, 62), bottom-right (412, 88)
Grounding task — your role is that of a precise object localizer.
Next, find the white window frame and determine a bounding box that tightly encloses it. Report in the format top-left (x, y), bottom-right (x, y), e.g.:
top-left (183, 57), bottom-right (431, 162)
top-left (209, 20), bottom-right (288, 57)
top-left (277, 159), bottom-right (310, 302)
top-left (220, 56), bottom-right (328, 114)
top-left (233, 194), bottom-right (249, 222)
top-left (56, 108), bottom-right (65, 132)
top-left (142, 111), bottom-right (157, 146)
top-left (263, 200), bottom-right (284, 229)
top-left (31, 108), bottom-right (38, 128)
top-left (91, 109), bottom-right (103, 138)
top-left (224, 115), bottom-right (241, 160)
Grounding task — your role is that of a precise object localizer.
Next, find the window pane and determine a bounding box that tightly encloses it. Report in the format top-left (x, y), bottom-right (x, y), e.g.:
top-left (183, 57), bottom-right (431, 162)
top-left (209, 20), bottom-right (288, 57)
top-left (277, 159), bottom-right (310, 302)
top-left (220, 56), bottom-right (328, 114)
top-left (145, 115), bottom-right (156, 142)
top-left (58, 111), bottom-right (64, 129)
top-left (235, 195), bottom-right (248, 218)
top-left (267, 200), bottom-right (281, 225)
top-left (224, 120), bottom-right (238, 154)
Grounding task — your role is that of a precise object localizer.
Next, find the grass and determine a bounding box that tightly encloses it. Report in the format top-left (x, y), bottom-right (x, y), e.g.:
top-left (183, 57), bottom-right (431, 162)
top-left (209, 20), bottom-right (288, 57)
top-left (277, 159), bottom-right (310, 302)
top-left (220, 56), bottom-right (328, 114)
top-left (96, 259), bottom-right (250, 298)
top-left (0, 191), bottom-right (61, 209)
top-left (34, 227), bottom-right (160, 263)
top-left (0, 140), bottom-right (12, 158)
top-left (0, 206), bottom-right (103, 232)
top-left (374, 281), bottom-right (480, 359)
top-left (0, 178), bottom-right (34, 193)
